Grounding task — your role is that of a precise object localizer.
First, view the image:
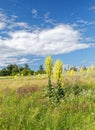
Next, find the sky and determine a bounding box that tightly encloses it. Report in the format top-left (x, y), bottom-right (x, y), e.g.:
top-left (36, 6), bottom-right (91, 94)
top-left (0, 0), bottom-right (95, 70)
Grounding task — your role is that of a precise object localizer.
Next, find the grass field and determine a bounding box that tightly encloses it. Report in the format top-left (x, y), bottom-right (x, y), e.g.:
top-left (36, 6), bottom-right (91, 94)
top-left (0, 72), bottom-right (95, 130)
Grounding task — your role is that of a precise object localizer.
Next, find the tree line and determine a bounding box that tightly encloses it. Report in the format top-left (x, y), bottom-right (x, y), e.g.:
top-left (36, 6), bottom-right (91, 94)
top-left (0, 62), bottom-right (87, 76)
top-left (0, 64), bottom-right (45, 76)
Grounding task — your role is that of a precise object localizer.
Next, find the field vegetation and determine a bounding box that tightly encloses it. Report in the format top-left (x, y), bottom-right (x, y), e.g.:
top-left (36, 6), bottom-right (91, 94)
top-left (0, 57), bottom-right (95, 130)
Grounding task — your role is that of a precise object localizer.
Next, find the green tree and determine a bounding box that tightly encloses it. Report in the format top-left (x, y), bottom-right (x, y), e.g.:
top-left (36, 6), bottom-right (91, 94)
top-left (37, 65), bottom-right (45, 74)
top-left (24, 63), bottom-right (29, 69)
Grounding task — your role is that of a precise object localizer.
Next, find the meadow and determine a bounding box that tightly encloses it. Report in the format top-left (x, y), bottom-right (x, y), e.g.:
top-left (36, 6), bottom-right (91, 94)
top-left (0, 71), bottom-right (95, 130)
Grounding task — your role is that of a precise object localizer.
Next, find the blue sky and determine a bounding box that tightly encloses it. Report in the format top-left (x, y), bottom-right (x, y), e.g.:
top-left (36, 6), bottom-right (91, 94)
top-left (0, 0), bottom-right (95, 70)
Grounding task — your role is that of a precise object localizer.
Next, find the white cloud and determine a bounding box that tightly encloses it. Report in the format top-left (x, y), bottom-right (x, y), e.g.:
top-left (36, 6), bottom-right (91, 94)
top-left (32, 9), bottom-right (38, 18)
top-left (89, 6), bottom-right (95, 10)
top-left (0, 24), bottom-right (91, 57)
top-left (8, 22), bottom-right (30, 29)
top-left (0, 9), bottom-right (92, 67)
top-left (76, 19), bottom-right (95, 26)
top-left (44, 12), bottom-right (55, 25)
top-left (0, 9), bottom-right (30, 30)
top-left (0, 57), bottom-right (40, 68)
top-left (0, 10), bottom-right (7, 30)
top-left (0, 22), bottom-right (6, 30)
top-left (0, 10), bottom-right (7, 22)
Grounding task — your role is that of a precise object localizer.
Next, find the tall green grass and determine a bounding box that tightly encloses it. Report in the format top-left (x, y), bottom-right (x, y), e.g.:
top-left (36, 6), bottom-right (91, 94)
top-left (0, 75), bottom-right (95, 130)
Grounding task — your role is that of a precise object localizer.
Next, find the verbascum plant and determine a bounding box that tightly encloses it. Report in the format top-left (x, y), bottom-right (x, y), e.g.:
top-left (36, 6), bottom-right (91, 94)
top-left (67, 70), bottom-right (70, 75)
top-left (70, 70), bottom-right (74, 76)
top-left (80, 68), bottom-right (83, 73)
top-left (90, 64), bottom-right (94, 70)
top-left (53, 60), bottom-right (64, 102)
top-left (45, 56), bottom-right (53, 97)
top-left (45, 56), bottom-right (53, 77)
top-left (87, 68), bottom-right (90, 74)
top-left (53, 60), bottom-right (63, 86)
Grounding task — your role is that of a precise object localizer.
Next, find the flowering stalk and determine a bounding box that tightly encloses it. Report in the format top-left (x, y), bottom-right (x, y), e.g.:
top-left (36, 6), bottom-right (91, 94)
top-left (53, 60), bottom-right (64, 102)
top-left (91, 64), bottom-right (94, 70)
top-left (53, 60), bottom-right (63, 87)
top-left (45, 56), bottom-right (53, 92)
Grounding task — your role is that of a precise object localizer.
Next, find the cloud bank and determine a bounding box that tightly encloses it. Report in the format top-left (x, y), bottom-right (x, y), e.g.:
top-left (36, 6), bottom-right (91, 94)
top-left (0, 9), bottom-right (91, 67)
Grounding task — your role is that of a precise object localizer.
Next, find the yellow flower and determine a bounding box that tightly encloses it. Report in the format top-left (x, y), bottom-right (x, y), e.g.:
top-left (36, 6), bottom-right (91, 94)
top-left (14, 75), bottom-right (18, 79)
top-left (53, 60), bottom-right (63, 83)
top-left (87, 68), bottom-right (90, 73)
top-left (91, 64), bottom-right (94, 70)
top-left (37, 74), bottom-right (41, 79)
top-left (21, 73), bottom-right (23, 77)
top-left (70, 70), bottom-right (74, 76)
top-left (80, 68), bottom-right (83, 73)
top-left (67, 70), bottom-right (70, 75)
top-left (45, 56), bottom-right (53, 77)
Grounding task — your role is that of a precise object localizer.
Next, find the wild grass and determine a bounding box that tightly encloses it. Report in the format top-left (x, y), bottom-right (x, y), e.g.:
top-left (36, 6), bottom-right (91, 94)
top-left (0, 73), bottom-right (95, 130)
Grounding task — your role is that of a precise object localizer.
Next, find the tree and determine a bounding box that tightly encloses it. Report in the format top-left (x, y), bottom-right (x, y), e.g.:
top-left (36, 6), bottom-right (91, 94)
top-left (0, 68), bottom-right (9, 76)
top-left (70, 66), bottom-right (78, 71)
top-left (82, 66), bottom-right (87, 70)
top-left (24, 63), bottom-right (29, 69)
top-left (37, 65), bottom-right (45, 74)
top-left (21, 69), bottom-right (31, 76)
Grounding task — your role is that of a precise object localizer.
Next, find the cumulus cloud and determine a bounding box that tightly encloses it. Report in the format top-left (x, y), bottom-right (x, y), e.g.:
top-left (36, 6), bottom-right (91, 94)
top-left (0, 9), bottom-right (92, 67)
top-left (0, 24), bottom-right (90, 57)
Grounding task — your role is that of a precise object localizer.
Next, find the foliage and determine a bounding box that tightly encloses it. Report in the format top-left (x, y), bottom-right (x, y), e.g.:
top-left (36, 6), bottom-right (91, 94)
top-left (36, 65), bottom-right (45, 74)
top-left (0, 64), bottom-right (34, 76)
top-left (21, 69), bottom-right (34, 76)
top-left (82, 66), bottom-right (87, 70)
top-left (80, 67), bottom-right (83, 73)
top-left (70, 66), bottom-right (78, 71)
top-left (0, 76), bottom-right (95, 129)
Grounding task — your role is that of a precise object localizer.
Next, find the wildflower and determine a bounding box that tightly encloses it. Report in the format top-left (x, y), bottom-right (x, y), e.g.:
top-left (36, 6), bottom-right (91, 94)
top-left (80, 68), bottom-right (83, 73)
top-left (37, 74), bottom-right (41, 79)
top-left (53, 60), bottom-right (64, 102)
top-left (53, 60), bottom-right (63, 86)
top-left (14, 75), bottom-right (18, 79)
top-left (87, 68), bottom-right (90, 73)
top-left (45, 56), bottom-right (53, 94)
top-left (70, 70), bottom-right (74, 76)
top-left (91, 64), bottom-right (94, 70)
top-left (45, 56), bottom-right (53, 77)
top-left (21, 73), bottom-right (23, 77)
top-left (67, 70), bottom-right (70, 75)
